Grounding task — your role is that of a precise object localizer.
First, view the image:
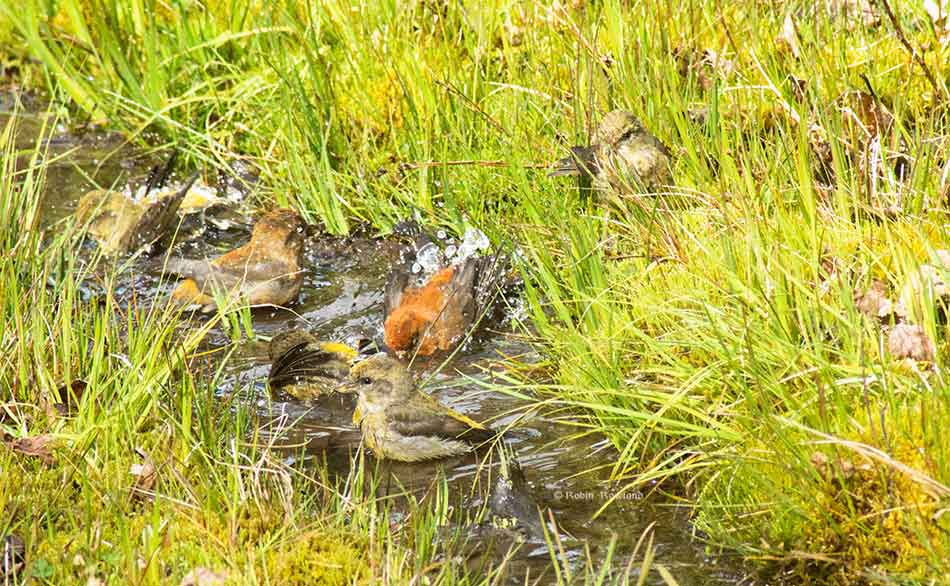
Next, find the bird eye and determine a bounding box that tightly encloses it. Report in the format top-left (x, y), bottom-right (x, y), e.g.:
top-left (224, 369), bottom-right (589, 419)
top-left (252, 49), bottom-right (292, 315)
top-left (358, 376), bottom-right (372, 385)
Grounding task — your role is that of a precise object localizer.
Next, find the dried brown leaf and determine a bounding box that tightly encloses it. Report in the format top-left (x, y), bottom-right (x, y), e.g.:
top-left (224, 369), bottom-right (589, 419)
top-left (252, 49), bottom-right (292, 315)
top-left (854, 279), bottom-right (895, 319)
top-left (924, 0), bottom-right (950, 46)
top-left (1, 534), bottom-right (25, 579)
top-left (839, 91), bottom-right (893, 142)
top-left (899, 254), bottom-right (950, 321)
top-left (180, 567), bottom-right (228, 586)
top-left (887, 324), bottom-right (936, 362)
top-left (130, 449), bottom-right (157, 501)
top-left (674, 46), bottom-right (735, 90)
top-left (5, 434), bottom-right (55, 463)
top-left (826, 0), bottom-right (880, 29)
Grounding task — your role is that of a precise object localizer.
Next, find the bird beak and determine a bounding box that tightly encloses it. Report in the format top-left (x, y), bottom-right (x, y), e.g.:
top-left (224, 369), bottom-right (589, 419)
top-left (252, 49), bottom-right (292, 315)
top-left (549, 146), bottom-right (598, 178)
top-left (337, 379), bottom-right (359, 394)
top-left (548, 155), bottom-right (580, 177)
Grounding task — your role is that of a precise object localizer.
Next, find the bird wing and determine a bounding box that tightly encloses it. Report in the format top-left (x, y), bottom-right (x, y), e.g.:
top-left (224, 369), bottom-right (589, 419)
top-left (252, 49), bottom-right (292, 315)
top-left (267, 343), bottom-right (350, 390)
top-left (385, 225), bottom-right (442, 319)
top-left (142, 150), bottom-right (179, 196)
top-left (268, 329), bottom-right (321, 362)
top-left (130, 172), bottom-right (198, 251)
top-left (385, 399), bottom-right (495, 444)
top-left (444, 256), bottom-right (479, 323)
top-left (384, 265), bottom-right (411, 319)
top-left (163, 256), bottom-right (297, 291)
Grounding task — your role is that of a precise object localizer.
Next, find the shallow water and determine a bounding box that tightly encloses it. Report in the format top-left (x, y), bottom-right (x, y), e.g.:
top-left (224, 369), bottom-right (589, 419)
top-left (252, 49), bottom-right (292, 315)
top-left (6, 98), bottom-right (747, 585)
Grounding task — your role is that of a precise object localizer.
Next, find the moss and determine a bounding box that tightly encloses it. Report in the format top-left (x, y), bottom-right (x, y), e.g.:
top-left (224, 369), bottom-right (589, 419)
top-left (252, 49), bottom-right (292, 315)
top-left (336, 69), bottom-right (408, 144)
top-left (265, 529), bottom-right (370, 586)
top-left (805, 445), bottom-right (945, 584)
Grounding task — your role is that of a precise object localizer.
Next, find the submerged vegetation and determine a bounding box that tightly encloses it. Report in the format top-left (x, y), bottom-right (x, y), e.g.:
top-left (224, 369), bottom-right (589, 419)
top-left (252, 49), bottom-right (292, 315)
top-left (2, 0), bottom-right (950, 583)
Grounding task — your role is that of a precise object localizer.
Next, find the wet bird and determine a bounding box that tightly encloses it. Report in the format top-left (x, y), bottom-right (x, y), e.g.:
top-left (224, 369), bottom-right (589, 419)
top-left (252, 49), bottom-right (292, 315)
top-left (347, 354), bottom-right (497, 462)
top-left (383, 228), bottom-right (508, 358)
top-left (75, 152), bottom-right (196, 254)
top-left (164, 208), bottom-right (305, 312)
top-left (267, 329), bottom-right (359, 400)
top-left (550, 110), bottom-right (672, 199)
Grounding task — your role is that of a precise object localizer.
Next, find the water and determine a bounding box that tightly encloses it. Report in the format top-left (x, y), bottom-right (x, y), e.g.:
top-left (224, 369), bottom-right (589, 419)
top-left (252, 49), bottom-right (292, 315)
top-left (5, 96), bottom-right (747, 585)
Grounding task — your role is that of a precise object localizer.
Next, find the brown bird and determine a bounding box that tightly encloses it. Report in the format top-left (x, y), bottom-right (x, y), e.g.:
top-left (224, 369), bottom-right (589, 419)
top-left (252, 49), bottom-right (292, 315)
top-left (165, 208), bottom-right (305, 312)
top-left (550, 110), bottom-right (672, 199)
top-left (382, 230), bottom-right (507, 358)
top-left (75, 153), bottom-right (196, 254)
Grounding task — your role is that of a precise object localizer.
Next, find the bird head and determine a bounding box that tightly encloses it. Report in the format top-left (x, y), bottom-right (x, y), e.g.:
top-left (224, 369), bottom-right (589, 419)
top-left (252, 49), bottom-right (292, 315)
top-left (348, 354), bottom-right (415, 406)
top-left (593, 110), bottom-right (644, 148)
top-left (252, 208), bottom-right (307, 259)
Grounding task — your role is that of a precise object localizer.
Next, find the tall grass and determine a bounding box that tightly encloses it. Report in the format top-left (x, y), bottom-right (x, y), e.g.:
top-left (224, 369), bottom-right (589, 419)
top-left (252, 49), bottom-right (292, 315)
top-left (3, 0), bottom-right (950, 582)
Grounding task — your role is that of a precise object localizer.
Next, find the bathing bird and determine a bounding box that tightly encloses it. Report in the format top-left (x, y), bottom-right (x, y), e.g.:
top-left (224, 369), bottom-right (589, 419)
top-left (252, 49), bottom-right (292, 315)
top-left (383, 228), bottom-right (508, 358)
top-left (267, 329), bottom-right (359, 400)
top-left (347, 354), bottom-right (497, 462)
top-left (75, 152), bottom-right (196, 254)
top-left (164, 208), bottom-right (305, 312)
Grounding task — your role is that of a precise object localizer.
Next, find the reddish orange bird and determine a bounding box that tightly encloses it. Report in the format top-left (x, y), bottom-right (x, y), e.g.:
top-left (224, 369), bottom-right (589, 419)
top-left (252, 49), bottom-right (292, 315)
top-left (164, 208), bottom-right (306, 312)
top-left (382, 226), bottom-right (508, 358)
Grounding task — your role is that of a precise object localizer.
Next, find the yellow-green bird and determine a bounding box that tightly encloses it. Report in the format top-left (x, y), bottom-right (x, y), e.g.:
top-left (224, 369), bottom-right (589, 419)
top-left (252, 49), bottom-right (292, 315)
top-left (550, 110), bottom-right (672, 199)
top-left (267, 329), bottom-right (359, 400)
top-left (347, 354), bottom-right (497, 462)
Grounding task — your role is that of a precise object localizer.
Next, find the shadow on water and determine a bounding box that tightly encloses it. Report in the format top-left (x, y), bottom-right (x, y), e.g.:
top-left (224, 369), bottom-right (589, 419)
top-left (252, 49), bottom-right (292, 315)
top-left (6, 97), bottom-right (748, 585)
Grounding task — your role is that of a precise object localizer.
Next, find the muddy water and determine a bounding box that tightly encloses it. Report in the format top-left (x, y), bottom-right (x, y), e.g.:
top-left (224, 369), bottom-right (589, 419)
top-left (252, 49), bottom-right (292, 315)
top-left (7, 99), bottom-right (744, 585)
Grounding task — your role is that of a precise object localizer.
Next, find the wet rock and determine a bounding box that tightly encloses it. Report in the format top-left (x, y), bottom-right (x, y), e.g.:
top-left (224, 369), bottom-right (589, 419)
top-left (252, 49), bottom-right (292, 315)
top-left (489, 459), bottom-right (545, 541)
top-left (53, 379), bottom-right (88, 416)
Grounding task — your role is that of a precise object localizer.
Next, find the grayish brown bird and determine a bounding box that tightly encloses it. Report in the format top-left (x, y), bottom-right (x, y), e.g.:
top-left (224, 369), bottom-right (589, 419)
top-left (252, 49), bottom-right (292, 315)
top-left (550, 110), bottom-right (672, 198)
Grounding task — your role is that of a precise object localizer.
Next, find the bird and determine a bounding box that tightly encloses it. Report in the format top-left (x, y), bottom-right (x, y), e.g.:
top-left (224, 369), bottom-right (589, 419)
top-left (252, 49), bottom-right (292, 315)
top-left (75, 152), bottom-right (197, 254)
top-left (347, 354), bottom-right (497, 462)
top-left (267, 329), bottom-right (359, 400)
top-left (383, 227), bottom-right (508, 358)
top-left (164, 208), bottom-right (306, 312)
top-left (549, 110), bottom-right (672, 199)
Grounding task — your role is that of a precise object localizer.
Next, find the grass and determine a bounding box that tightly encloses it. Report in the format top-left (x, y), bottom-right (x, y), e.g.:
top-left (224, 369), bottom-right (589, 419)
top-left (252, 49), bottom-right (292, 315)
top-left (2, 0), bottom-right (950, 583)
